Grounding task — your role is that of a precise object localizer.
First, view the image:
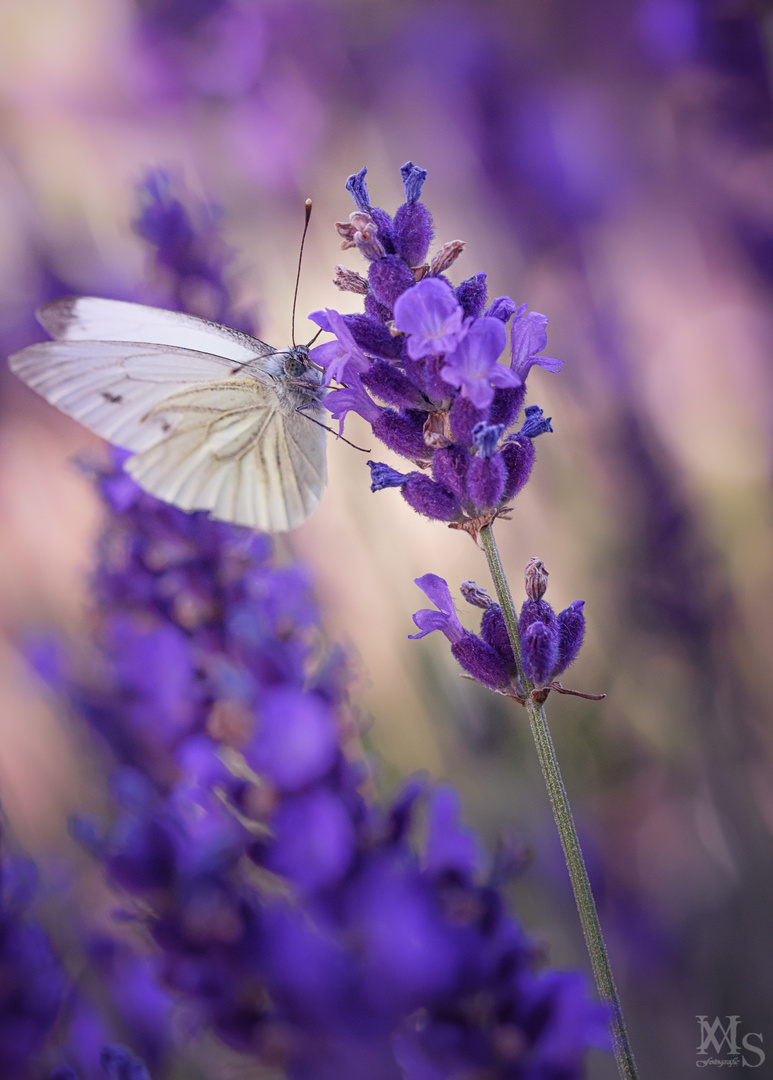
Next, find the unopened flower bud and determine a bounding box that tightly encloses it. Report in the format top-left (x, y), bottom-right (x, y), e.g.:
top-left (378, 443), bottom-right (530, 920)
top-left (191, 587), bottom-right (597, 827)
top-left (333, 265), bottom-right (369, 294)
top-left (429, 240), bottom-right (466, 274)
top-left (460, 581), bottom-right (494, 609)
top-left (524, 557), bottom-right (549, 601)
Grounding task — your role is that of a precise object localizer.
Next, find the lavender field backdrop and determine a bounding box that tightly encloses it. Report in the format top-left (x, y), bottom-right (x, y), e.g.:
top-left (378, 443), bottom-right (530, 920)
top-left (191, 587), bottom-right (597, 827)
top-left (0, 1), bottom-right (772, 1078)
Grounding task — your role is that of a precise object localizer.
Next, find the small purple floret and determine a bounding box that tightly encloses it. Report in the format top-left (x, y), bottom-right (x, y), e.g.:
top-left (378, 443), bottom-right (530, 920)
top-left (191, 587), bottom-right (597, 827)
top-left (325, 373), bottom-right (382, 433)
top-left (309, 308), bottom-right (370, 384)
top-left (400, 160), bottom-right (428, 204)
top-left (511, 310), bottom-right (563, 381)
top-left (485, 296), bottom-right (519, 322)
top-left (440, 317), bottom-right (519, 410)
top-left (516, 403), bottom-right (554, 439)
top-left (410, 574), bottom-right (465, 643)
top-left (472, 421), bottom-right (504, 460)
top-left (345, 167), bottom-right (372, 212)
top-left (368, 461), bottom-right (407, 491)
top-left (393, 278), bottom-right (468, 361)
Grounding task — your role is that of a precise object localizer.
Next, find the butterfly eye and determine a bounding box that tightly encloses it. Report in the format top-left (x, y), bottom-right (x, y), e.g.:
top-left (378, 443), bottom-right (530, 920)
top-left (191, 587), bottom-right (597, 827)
top-left (283, 354), bottom-right (307, 378)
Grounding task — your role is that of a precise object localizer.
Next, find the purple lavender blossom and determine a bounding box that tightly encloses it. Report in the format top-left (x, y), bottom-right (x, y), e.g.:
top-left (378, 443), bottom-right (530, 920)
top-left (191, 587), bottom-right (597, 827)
top-left (440, 316), bottom-right (520, 408)
top-left (510, 310), bottom-right (563, 381)
top-left (410, 575), bottom-right (511, 689)
top-left (316, 164), bottom-right (559, 536)
top-left (392, 277), bottom-right (469, 360)
top-left (134, 170), bottom-right (250, 328)
top-left (309, 308), bottom-right (371, 384)
top-left (411, 565), bottom-right (588, 697)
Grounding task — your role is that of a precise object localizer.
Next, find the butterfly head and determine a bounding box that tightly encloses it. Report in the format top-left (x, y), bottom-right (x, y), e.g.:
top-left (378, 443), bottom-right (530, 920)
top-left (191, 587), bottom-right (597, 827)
top-left (277, 345), bottom-right (325, 403)
top-left (283, 346), bottom-right (311, 380)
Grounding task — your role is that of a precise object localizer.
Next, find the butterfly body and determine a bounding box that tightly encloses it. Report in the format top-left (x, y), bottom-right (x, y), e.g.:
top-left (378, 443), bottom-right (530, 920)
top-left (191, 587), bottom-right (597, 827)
top-left (9, 298), bottom-right (327, 532)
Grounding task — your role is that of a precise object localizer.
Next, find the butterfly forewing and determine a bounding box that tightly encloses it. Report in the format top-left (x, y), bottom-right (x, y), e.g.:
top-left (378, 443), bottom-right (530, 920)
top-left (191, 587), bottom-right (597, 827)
top-left (37, 297), bottom-right (275, 363)
top-left (9, 341), bottom-right (242, 451)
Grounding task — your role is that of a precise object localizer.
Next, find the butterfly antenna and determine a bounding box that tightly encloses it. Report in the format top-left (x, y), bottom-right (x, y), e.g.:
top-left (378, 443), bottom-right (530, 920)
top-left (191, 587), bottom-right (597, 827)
top-left (291, 198), bottom-right (313, 347)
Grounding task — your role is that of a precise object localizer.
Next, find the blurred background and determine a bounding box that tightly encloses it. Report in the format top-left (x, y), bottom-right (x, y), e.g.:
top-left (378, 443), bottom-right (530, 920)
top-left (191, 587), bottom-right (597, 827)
top-left (1, 0), bottom-right (772, 1075)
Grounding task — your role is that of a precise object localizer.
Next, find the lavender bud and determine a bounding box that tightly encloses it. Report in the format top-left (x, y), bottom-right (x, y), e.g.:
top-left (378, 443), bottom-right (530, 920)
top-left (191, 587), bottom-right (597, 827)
top-left (460, 581), bottom-right (494, 609)
top-left (345, 313), bottom-right (404, 359)
top-left (369, 255), bottom-right (417, 310)
top-left (432, 445), bottom-right (470, 502)
top-left (361, 360), bottom-right (426, 408)
top-left (429, 240), bottom-right (466, 275)
top-left (489, 385), bottom-right (526, 429)
top-left (519, 597), bottom-right (557, 638)
top-left (467, 452), bottom-right (506, 510)
top-left (402, 475), bottom-right (461, 521)
top-left (521, 621), bottom-right (559, 686)
top-left (451, 631), bottom-right (510, 689)
top-left (370, 207), bottom-right (396, 252)
top-left (500, 437), bottom-right (535, 501)
top-left (455, 273), bottom-right (488, 318)
top-left (394, 202), bottom-right (434, 267)
top-left (450, 394), bottom-right (488, 447)
top-left (373, 409), bottom-right (430, 460)
top-left (333, 265), bottom-right (369, 294)
top-left (524, 557), bottom-right (549, 601)
top-left (480, 605), bottom-right (516, 667)
top-left (555, 600), bottom-right (586, 675)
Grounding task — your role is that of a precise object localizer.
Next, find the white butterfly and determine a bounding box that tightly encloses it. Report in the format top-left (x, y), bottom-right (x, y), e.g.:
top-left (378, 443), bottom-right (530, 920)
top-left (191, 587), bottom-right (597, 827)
top-left (9, 297), bottom-right (328, 532)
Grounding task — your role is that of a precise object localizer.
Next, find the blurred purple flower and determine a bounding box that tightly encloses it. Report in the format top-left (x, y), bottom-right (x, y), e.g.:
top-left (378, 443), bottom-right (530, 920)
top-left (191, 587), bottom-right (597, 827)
top-left (0, 842), bottom-right (68, 1074)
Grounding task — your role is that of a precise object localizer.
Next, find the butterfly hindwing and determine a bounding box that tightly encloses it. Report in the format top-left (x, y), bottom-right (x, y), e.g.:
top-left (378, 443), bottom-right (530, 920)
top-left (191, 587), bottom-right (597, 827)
top-left (126, 381), bottom-right (327, 532)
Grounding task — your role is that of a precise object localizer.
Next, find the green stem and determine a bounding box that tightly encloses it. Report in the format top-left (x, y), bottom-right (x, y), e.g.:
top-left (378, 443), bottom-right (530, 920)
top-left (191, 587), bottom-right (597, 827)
top-left (479, 523), bottom-right (638, 1080)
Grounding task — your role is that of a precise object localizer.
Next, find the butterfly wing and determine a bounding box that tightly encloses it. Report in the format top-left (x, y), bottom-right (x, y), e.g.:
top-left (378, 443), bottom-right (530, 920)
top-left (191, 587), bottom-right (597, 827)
top-left (37, 296), bottom-right (275, 363)
top-left (9, 299), bottom-right (328, 531)
top-left (8, 340), bottom-right (245, 451)
top-left (126, 381), bottom-right (327, 531)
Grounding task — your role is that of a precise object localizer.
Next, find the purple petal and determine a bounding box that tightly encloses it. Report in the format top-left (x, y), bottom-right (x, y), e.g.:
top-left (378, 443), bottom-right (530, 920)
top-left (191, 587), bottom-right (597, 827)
top-left (510, 311), bottom-right (563, 380)
top-left (393, 278), bottom-right (466, 360)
